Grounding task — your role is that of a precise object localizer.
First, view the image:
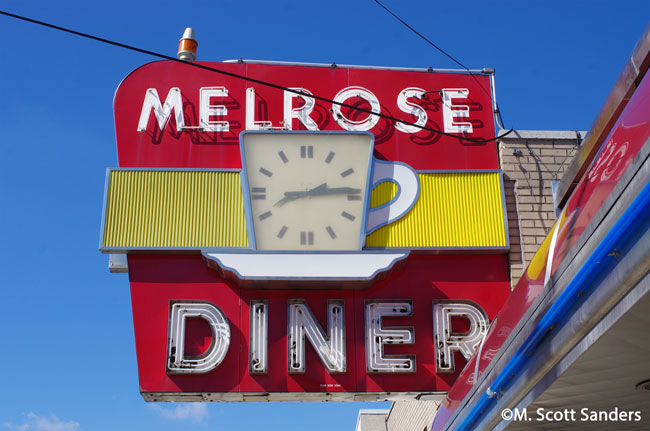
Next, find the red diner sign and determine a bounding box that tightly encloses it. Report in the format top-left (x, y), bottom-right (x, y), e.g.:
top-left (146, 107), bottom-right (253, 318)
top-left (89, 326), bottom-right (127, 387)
top-left (108, 60), bottom-right (510, 401)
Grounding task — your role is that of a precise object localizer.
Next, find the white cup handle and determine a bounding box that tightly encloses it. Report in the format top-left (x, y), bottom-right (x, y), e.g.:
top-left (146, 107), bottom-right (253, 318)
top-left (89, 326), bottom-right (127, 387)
top-left (366, 159), bottom-right (420, 234)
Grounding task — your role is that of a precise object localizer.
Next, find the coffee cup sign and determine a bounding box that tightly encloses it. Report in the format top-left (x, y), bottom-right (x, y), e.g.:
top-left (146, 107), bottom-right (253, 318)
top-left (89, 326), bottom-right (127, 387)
top-left (240, 131), bottom-right (419, 251)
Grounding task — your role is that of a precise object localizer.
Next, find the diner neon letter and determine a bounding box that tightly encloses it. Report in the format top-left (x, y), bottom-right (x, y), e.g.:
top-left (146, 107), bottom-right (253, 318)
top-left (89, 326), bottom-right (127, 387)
top-left (284, 88), bottom-right (319, 130)
top-left (199, 86), bottom-right (229, 132)
top-left (331, 86), bottom-right (381, 131)
top-left (287, 300), bottom-right (346, 373)
top-left (433, 300), bottom-right (488, 373)
top-left (441, 88), bottom-right (473, 134)
top-left (166, 302), bottom-right (231, 374)
top-left (137, 87), bottom-right (185, 132)
top-left (395, 87), bottom-right (428, 133)
top-left (365, 301), bottom-right (415, 373)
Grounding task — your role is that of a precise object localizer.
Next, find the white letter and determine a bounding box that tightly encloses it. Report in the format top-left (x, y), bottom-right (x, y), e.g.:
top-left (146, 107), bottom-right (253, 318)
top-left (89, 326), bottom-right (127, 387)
top-left (246, 87), bottom-right (280, 130)
top-left (365, 301), bottom-right (415, 373)
top-left (137, 87), bottom-right (185, 132)
top-left (166, 302), bottom-right (230, 374)
top-left (331, 86), bottom-right (381, 131)
top-left (395, 87), bottom-right (427, 133)
top-left (433, 300), bottom-right (488, 373)
top-left (283, 88), bottom-right (319, 130)
top-left (441, 88), bottom-right (473, 134)
top-left (287, 300), bottom-right (345, 373)
top-left (199, 86), bottom-right (229, 132)
top-left (249, 300), bottom-right (268, 374)
top-left (513, 408), bottom-right (529, 422)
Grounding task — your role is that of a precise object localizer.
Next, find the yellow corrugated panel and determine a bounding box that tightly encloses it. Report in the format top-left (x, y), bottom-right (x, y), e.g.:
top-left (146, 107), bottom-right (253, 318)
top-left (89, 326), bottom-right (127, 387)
top-left (369, 181), bottom-right (398, 208)
top-left (365, 172), bottom-right (507, 248)
top-left (103, 170), bottom-right (248, 248)
top-left (102, 170), bottom-right (505, 250)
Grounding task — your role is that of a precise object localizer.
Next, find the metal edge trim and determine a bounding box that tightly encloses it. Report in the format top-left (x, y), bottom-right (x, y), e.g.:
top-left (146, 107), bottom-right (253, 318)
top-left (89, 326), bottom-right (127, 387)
top-left (222, 59), bottom-right (490, 75)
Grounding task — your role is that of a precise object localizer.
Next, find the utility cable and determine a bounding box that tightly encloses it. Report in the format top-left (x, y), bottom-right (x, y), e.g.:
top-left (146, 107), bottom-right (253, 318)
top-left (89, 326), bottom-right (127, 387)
top-left (0, 9), bottom-right (513, 143)
top-left (496, 109), bottom-right (507, 130)
top-left (372, 0), bottom-right (508, 129)
top-left (373, 0), bottom-right (469, 70)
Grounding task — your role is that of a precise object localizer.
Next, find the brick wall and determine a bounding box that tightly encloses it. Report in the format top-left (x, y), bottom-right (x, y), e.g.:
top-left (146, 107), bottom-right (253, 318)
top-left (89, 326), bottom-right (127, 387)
top-left (498, 130), bottom-right (582, 288)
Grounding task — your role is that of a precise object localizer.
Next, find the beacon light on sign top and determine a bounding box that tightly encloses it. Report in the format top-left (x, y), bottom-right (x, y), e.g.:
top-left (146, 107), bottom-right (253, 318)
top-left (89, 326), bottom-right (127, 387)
top-left (177, 27), bottom-right (197, 61)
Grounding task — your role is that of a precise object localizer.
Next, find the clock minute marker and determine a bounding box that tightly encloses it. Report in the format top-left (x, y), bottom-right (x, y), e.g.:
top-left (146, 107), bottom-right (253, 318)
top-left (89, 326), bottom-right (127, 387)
top-left (325, 151), bottom-right (335, 164)
top-left (300, 231), bottom-right (315, 245)
top-left (259, 167), bottom-right (273, 177)
top-left (341, 168), bottom-right (354, 178)
top-left (277, 225), bottom-right (288, 238)
top-left (252, 187), bottom-right (266, 200)
top-left (326, 226), bottom-right (337, 239)
top-left (341, 211), bottom-right (356, 221)
top-left (278, 151), bottom-right (289, 163)
top-left (300, 145), bottom-right (314, 159)
top-left (258, 211), bottom-right (272, 221)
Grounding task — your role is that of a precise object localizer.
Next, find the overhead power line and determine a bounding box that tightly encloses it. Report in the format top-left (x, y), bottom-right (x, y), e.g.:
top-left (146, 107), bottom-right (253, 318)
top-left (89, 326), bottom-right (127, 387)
top-left (372, 0), bottom-right (508, 129)
top-left (372, 0), bottom-right (469, 70)
top-left (0, 9), bottom-right (513, 143)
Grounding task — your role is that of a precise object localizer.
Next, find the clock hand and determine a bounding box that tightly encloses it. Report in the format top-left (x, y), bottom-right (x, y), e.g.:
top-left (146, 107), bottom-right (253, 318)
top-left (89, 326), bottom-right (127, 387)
top-left (273, 183), bottom-right (362, 207)
top-left (284, 183), bottom-right (328, 198)
top-left (274, 183), bottom-right (327, 207)
top-left (309, 186), bottom-right (362, 196)
top-left (307, 183), bottom-right (328, 194)
top-left (273, 194), bottom-right (302, 207)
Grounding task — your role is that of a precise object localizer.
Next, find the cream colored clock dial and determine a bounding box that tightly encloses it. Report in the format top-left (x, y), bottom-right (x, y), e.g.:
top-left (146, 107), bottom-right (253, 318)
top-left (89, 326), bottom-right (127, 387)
top-left (242, 132), bottom-right (373, 251)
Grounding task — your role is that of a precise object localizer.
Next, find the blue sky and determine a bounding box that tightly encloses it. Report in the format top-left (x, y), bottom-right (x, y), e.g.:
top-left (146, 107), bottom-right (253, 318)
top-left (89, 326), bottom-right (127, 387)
top-left (0, 1), bottom-right (648, 430)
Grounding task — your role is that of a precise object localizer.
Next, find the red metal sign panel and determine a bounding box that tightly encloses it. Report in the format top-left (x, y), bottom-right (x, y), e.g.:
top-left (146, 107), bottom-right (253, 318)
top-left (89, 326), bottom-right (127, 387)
top-left (114, 61), bottom-right (498, 170)
top-left (111, 60), bottom-right (509, 400)
top-left (130, 254), bottom-right (509, 399)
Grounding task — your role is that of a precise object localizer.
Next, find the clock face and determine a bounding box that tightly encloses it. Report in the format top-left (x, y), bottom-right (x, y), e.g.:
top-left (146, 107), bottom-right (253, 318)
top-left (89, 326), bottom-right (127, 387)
top-left (241, 132), bottom-right (374, 251)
